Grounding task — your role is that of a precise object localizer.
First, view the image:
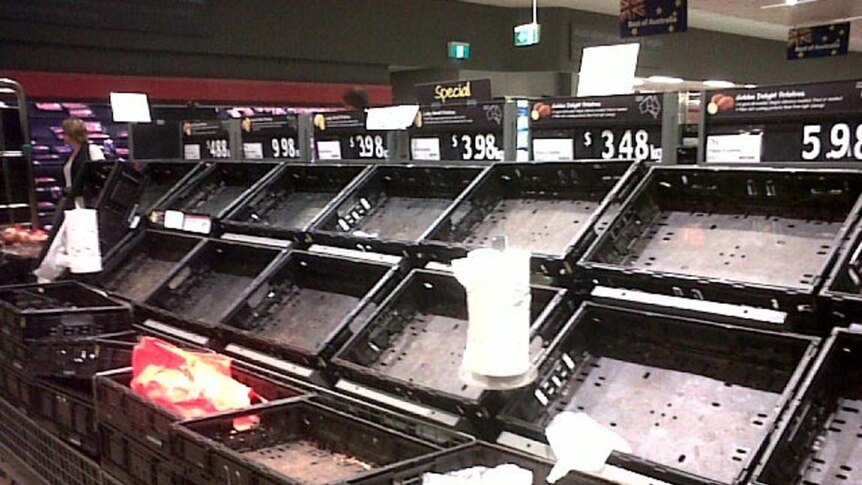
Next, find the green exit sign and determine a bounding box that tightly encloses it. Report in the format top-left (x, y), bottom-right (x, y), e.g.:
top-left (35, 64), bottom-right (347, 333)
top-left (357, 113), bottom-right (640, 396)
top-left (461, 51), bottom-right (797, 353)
top-left (514, 22), bottom-right (541, 47)
top-left (448, 41), bottom-right (471, 60)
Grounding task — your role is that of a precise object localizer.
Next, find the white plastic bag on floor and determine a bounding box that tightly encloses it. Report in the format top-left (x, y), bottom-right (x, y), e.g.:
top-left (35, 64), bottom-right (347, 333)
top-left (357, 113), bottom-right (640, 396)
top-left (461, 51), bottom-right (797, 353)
top-left (545, 412), bottom-right (632, 483)
top-left (422, 463), bottom-right (533, 485)
top-left (34, 208), bottom-right (101, 282)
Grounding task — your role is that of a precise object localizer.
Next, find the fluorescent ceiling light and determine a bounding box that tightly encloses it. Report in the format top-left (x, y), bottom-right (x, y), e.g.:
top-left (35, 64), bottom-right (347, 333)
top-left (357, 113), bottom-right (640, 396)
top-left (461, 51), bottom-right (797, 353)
top-left (703, 80), bottom-right (735, 88)
top-left (744, 84), bottom-right (758, 88)
top-left (786, 0), bottom-right (798, 5)
top-left (647, 75), bottom-right (684, 84)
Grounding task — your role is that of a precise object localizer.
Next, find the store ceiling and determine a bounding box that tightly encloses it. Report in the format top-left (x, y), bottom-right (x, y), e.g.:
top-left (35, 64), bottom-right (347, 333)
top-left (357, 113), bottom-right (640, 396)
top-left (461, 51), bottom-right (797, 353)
top-left (460, 0), bottom-right (862, 50)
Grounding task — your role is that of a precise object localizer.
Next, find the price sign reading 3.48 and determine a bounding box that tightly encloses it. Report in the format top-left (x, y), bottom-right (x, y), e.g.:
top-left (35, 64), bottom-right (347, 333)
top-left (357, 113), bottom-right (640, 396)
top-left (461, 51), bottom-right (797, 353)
top-left (580, 128), bottom-right (660, 162)
top-left (801, 123), bottom-right (862, 161)
top-left (451, 133), bottom-right (503, 161)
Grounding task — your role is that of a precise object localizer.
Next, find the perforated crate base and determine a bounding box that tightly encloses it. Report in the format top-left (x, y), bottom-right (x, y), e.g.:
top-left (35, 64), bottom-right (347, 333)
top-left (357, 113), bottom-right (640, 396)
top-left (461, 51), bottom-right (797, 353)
top-left (462, 198), bottom-right (598, 255)
top-left (797, 398), bottom-right (862, 484)
top-left (178, 185), bottom-right (247, 216)
top-left (352, 196), bottom-right (452, 241)
top-left (619, 211), bottom-right (841, 289)
top-left (552, 355), bottom-right (780, 484)
top-left (256, 191), bottom-right (340, 229)
top-left (243, 440), bottom-right (373, 485)
top-left (104, 252), bottom-right (182, 302)
top-left (0, 395), bottom-right (100, 485)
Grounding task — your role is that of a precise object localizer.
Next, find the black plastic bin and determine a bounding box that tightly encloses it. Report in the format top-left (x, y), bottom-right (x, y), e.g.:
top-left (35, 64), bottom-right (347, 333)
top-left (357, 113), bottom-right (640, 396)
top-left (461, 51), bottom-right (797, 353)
top-left (223, 164), bottom-right (371, 240)
top-left (579, 166), bottom-right (862, 326)
top-left (30, 376), bottom-right (99, 457)
top-left (146, 240), bottom-right (285, 324)
top-left (499, 302), bottom-right (820, 485)
top-left (311, 165), bottom-right (485, 254)
top-left (172, 399), bottom-right (449, 485)
top-left (98, 230), bottom-right (204, 303)
top-left (753, 327), bottom-right (862, 485)
top-left (0, 281), bottom-right (132, 340)
top-left (358, 442), bottom-right (615, 485)
top-left (133, 160), bottom-right (202, 215)
top-left (94, 363), bottom-right (307, 458)
top-left (220, 250), bottom-right (401, 369)
top-left (100, 423), bottom-right (182, 485)
top-left (150, 161), bottom-right (280, 230)
top-left (332, 268), bottom-right (574, 421)
top-left (0, 330), bottom-right (136, 380)
top-left (820, 220), bottom-right (862, 323)
top-left (424, 160), bottom-right (644, 276)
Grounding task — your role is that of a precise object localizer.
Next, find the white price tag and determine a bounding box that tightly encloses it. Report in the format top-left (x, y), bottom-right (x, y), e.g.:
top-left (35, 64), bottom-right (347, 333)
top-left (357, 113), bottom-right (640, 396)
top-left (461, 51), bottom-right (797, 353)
top-left (317, 140), bottom-right (343, 160)
top-left (163, 210), bottom-right (185, 230)
top-left (410, 137), bottom-right (441, 161)
top-left (183, 144), bottom-right (201, 160)
top-left (533, 138), bottom-right (574, 161)
top-left (242, 142), bottom-right (264, 160)
top-left (182, 214), bottom-right (212, 234)
top-left (706, 134), bottom-right (763, 163)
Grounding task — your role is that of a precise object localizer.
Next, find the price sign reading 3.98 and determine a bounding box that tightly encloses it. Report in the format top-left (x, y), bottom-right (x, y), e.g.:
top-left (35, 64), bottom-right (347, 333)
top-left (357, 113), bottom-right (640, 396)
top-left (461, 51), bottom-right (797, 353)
top-left (349, 134), bottom-right (387, 159)
top-left (801, 123), bottom-right (862, 161)
top-left (451, 133), bottom-right (503, 161)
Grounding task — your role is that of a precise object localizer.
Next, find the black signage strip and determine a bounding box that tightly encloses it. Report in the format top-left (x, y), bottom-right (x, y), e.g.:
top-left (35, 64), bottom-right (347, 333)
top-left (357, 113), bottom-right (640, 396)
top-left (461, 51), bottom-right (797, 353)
top-left (240, 115), bottom-right (301, 160)
top-left (312, 110), bottom-right (388, 161)
top-left (181, 120), bottom-right (237, 160)
top-left (415, 78), bottom-right (492, 105)
top-left (409, 101), bottom-right (506, 162)
top-left (705, 80), bottom-right (862, 122)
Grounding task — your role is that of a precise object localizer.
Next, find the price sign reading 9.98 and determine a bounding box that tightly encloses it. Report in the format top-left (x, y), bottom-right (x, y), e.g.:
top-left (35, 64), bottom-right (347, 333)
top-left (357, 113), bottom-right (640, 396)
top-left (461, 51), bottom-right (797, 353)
top-left (448, 133), bottom-right (503, 161)
top-left (269, 137), bottom-right (299, 158)
top-left (801, 122), bottom-right (862, 161)
top-left (578, 127), bottom-right (662, 162)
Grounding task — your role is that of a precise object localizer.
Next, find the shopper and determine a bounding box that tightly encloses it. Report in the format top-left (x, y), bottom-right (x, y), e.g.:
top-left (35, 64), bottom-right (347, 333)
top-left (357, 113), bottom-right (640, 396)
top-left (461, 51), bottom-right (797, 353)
top-left (61, 117), bottom-right (105, 192)
top-left (342, 87), bottom-right (370, 110)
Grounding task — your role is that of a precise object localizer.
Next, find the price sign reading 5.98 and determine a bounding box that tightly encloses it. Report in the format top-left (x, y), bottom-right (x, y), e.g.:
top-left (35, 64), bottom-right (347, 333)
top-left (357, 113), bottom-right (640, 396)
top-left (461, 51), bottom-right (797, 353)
top-left (349, 134), bottom-right (387, 159)
top-left (450, 133), bottom-right (503, 161)
top-left (801, 123), bottom-right (862, 161)
top-left (581, 128), bottom-right (660, 162)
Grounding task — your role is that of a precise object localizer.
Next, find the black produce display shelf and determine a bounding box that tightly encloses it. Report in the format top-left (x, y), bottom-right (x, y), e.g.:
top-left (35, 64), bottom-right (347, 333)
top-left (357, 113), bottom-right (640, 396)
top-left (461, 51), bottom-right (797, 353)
top-left (0, 281), bottom-right (132, 340)
top-left (0, 330), bottom-right (136, 380)
top-left (223, 163), bottom-right (371, 240)
top-left (151, 161), bottom-right (281, 227)
top-left (332, 268), bottom-right (575, 423)
top-left (361, 442), bottom-right (615, 485)
top-left (94, 364), bottom-right (308, 458)
top-left (173, 398), bottom-right (450, 485)
top-left (100, 424), bottom-right (182, 485)
top-left (820, 219), bottom-right (862, 322)
top-left (310, 165), bottom-right (486, 255)
top-left (0, 393), bottom-right (101, 485)
top-left (98, 230), bottom-right (203, 303)
top-left (146, 239), bottom-right (286, 324)
top-left (753, 328), bottom-right (862, 485)
top-left (220, 250), bottom-right (402, 369)
top-left (132, 160), bottom-right (202, 215)
top-left (499, 302), bottom-right (820, 485)
top-left (579, 166), bottom-right (862, 327)
top-left (424, 160), bottom-right (645, 277)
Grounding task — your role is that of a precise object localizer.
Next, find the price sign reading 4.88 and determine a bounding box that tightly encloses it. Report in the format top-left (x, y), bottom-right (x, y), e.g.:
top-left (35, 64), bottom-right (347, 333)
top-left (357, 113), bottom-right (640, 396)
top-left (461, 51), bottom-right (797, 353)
top-left (349, 134), bottom-right (386, 159)
top-left (205, 139), bottom-right (230, 158)
top-left (451, 133), bottom-right (503, 161)
top-left (801, 123), bottom-right (862, 161)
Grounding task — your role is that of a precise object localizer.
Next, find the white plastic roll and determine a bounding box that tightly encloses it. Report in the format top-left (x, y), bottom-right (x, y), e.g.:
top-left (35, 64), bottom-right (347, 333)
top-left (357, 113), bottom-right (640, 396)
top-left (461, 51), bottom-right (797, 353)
top-left (63, 208), bottom-right (102, 274)
top-left (452, 247), bottom-right (532, 378)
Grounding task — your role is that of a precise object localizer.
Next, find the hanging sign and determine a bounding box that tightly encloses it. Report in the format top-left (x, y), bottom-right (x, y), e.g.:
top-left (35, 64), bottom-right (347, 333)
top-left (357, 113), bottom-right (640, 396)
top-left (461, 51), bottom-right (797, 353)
top-left (620, 0), bottom-right (688, 38)
top-left (788, 22), bottom-right (850, 60)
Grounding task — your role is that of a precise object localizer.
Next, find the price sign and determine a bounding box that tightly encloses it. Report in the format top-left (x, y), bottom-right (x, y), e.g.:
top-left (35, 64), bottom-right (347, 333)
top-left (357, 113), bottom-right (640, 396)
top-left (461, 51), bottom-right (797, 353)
top-left (703, 80), bottom-right (862, 163)
top-left (182, 120), bottom-right (234, 160)
top-left (312, 110), bottom-right (388, 160)
top-left (530, 95), bottom-right (665, 162)
top-left (240, 116), bottom-right (301, 160)
top-left (410, 102), bottom-right (506, 162)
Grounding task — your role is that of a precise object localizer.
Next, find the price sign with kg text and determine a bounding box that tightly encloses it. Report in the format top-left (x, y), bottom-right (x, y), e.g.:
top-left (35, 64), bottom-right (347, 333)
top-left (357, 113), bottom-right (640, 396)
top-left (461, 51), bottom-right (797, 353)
top-left (409, 102), bottom-right (505, 162)
top-left (703, 80), bottom-right (862, 163)
top-left (181, 120), bottom-right (234, 160)
top-left (312, 110), bottom-right (388, 160)
top-left (240, 115), bottom-right (301, 160)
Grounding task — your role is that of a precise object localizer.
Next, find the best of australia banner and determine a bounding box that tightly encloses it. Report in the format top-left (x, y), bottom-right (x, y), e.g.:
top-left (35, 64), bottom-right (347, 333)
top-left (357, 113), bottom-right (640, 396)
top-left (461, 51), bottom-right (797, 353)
top-left (787, 22), bottom-right (850, 60)
top-left (620, 0), bottom-right (687, 38)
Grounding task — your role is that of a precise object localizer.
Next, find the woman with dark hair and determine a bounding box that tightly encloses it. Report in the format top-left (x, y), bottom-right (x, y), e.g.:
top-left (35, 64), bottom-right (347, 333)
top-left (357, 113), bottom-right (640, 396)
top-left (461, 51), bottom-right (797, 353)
top-left (61, 117), bottom-right (105, 190)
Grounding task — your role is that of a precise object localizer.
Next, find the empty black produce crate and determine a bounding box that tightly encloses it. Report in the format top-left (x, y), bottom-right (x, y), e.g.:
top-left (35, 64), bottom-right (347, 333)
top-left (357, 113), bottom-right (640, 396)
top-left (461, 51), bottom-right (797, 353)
top-left (359, 442), bottom-right (615, 485)
top-left (0, 281), bottom-right (132, 340)
top-left (0, 393), bottom-right (102, 485)
top-left (220, 250), bottom-right (401, 369)
top-left (0, 330), bottom-right (136, 379)
top-left (150, 161), bottom-right (280, 231)
top-left (310, 165), bottom-right (485, 254)
top-left (499, 302), bottom-right (820, 485)
top-left (30, 376), bottom-right (100, 457)
top-left (133, 160), bottom-right (202, 215)
top-left (98, 230), bottom-right (203, 302)
top-left (100, 423), bottom-right (182, 485)
top-left (146, 239), bottom-right (285, 324)
top-left (332, 268), bottom-right (574, 422)
top-left (820, 220), bottom-right (862, 323)
top-left (424, 160), bottom-right (644, 277)
top-left (579, 166), bottom-right (862, 325)
top-left (94, 363), bottom-right (307, 457)
top-left (753, 328), bottom-right (862, 485)
top-left (223, 164), bottom-right (371, 240)
top-left (172, 398), bottom-right (457, 485)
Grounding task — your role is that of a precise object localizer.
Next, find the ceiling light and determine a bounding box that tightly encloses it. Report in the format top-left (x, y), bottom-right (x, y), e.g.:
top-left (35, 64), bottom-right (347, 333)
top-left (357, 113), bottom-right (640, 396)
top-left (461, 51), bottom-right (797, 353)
top-left (744, 84), bottom-right (758, 88)
top-left (703, 80), bottom-right (735, 88)
top-left (647, 75), bottom-right (684, 84)
top-left (786, 0), bottom-right (798, 5)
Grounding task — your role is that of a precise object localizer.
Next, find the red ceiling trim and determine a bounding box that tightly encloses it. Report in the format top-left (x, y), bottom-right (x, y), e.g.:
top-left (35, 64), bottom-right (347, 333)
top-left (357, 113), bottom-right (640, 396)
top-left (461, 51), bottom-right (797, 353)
top-left (0, 70), bottom-right (392, 105)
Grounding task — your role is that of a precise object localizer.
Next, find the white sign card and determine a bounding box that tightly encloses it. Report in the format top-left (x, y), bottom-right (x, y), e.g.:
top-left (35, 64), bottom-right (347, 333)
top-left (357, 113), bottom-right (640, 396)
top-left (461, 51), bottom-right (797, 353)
top-left (317, 140), bottom-right (343, 160)
top-left (706, 134), bottom-right (763, 163)
top-left (533, 138), bottom-right (575, 161)
top-left (410, 137), bottom-right (442, 161)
